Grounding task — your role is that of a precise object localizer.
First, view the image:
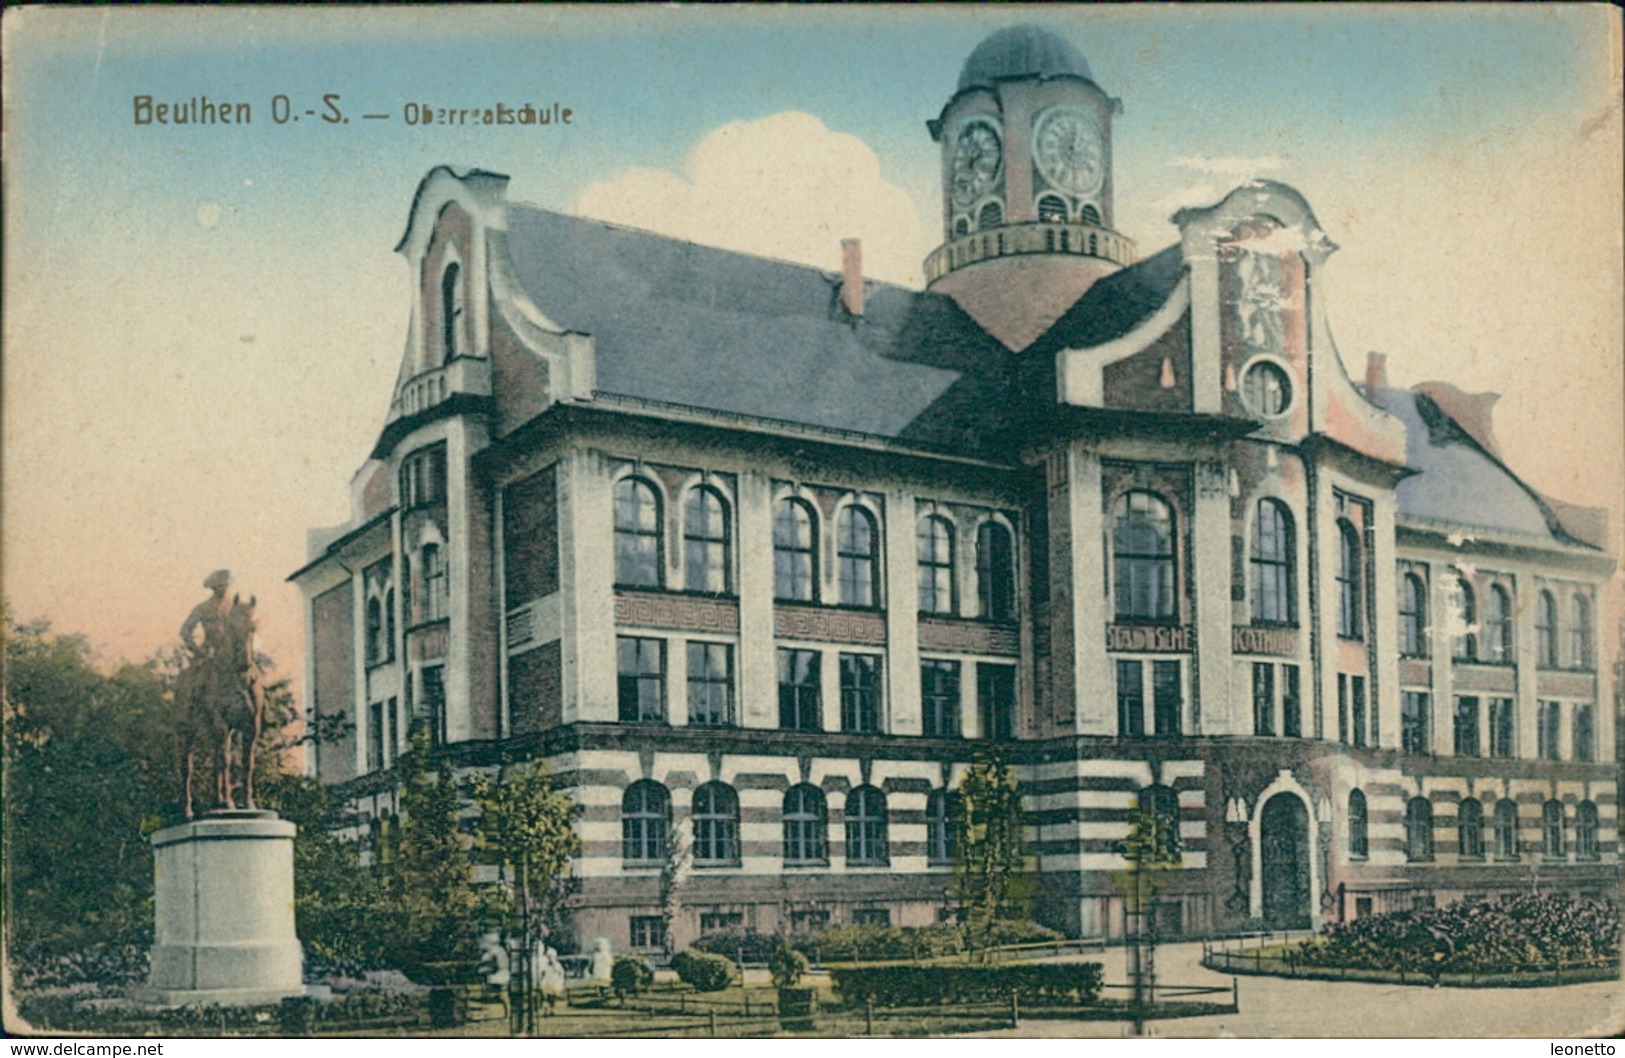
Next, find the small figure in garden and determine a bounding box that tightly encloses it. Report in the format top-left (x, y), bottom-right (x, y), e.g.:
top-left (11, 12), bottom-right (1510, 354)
top-left (538, 945), bottom-right (566, 993)
top-left (589, 937), bottom-right (614, 981)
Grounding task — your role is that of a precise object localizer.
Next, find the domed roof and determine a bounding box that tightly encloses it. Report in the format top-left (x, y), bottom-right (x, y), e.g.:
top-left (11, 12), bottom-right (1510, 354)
top-left (957, 25), bottom-right (1094, 92)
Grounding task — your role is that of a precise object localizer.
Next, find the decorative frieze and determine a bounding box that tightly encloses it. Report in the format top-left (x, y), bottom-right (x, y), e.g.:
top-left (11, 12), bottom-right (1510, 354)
top-left (918, 616), bottom-right (1019, 656)
top-left (774, 604), bottom-right (886, 646)
top-left (615, 591), bottom-right (740, 634)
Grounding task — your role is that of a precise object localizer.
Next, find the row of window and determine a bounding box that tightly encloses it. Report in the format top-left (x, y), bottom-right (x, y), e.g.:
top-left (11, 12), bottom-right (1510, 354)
top-left (621, 780), bottom-right (953, 868)
top-left (618, 636), bottom-right (1017, 738)
top-left (1399, 573), bottom-right (1594, 668)
top-left (950, 199), bottom-right (1104, 238)
top-left (613, 479), bottom-right (1019, 620)
top-left (1401, 693), bottom-right (1597, 762)
top-left (629, 906), bottom-right (897, 950)
top-left (1350, 791), bottom-right (1604, 862)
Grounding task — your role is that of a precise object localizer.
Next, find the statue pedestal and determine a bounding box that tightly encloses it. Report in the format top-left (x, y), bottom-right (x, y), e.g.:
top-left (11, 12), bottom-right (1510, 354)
top-left (144, 811), bottom-right (304, 1006)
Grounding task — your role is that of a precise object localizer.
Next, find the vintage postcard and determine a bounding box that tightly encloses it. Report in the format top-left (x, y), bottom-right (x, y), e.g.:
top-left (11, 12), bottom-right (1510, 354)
top-left (3, 5), bottom-right (1621, 1044)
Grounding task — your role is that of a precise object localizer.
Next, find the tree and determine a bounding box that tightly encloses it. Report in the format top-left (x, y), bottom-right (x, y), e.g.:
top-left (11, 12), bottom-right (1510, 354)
top-left (258, 774), bottom-right (394, 975)
top-left (657, 817), bottom-right (692, 956)
top-left (472, 760), bottom-right (581, 1033)
top-left (4, 615), bottom-right (173, 987)
top-left (952, 750), bottom-right (1033, 960)
top-left (390, 726), bottom-right (491, 984)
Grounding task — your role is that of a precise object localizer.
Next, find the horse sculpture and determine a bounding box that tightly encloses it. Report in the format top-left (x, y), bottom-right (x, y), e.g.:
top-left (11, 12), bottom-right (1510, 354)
top-left (175, 573), bottom-right (266, 817)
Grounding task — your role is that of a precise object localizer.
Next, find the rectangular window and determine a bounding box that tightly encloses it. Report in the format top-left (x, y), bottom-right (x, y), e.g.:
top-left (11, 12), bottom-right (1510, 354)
top-left (790, 909), bottom-right (830, 934)
top-left (850, 908), bottom-right (891, 928)
top-left (1453, 696), bottom-right (1480, 757)
top-left (778, 648), bottom-right (821, 731)
top-left (387, 696), bottom-right (398, 758)
top-left (1282, 665), bottom-right (1302, 738)
top-left (1338, 674), bottom-right (1349, 744)
top-left (686, 642), bottom-right (733, 726)
top-left (1573, 704), bottom-right (1595, 763)
top-left (421, 665), bottom-right (446, 747)
top-left (977, 663), bottom-right (1016, 741)
top-left (1152, 661), bottom-right (1181, 736)
top-left (699, 912), bottom-right (743, 935)
top-left (841, 653), bottom-right (884, 734)
top-left (630, 916), bottom-right (666, 950)
top-left (1401, 691), bottom-right (1429, 754)
top-left (617, 637), bottom-right (665, 723)
top-left (1116, 660), bottom-right (1145, 738)
top-left (1488, 698), bottom-right (1515, 758)
top-left (368, 700), bottom-right (385, 772)
top-left (1252, 662), bottom-right (1275, 736)
top-left (1351, 676), bottom-right (1367, 748)
top-left (423, 545), bottom-right (449, 622)
top-left (919, 659), bottom-right (960, 738)
top-left (1537, 701), bottom-right (1562, 761)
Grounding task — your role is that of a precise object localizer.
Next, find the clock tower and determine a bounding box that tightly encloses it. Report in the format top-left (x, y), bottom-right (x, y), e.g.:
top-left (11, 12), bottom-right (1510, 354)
top-left (926, 26), bottom-right (1134, 352)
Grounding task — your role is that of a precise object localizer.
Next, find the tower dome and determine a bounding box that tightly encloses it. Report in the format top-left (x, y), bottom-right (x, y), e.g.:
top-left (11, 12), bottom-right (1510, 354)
top-left (957, 25), bottom-right (1094, 92)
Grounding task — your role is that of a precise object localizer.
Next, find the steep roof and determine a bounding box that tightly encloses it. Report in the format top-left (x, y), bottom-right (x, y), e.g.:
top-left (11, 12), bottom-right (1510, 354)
top-left (502, 206), bottom-right (1023, 455)
top-left (1367, 386), bottom-right (1590, 546)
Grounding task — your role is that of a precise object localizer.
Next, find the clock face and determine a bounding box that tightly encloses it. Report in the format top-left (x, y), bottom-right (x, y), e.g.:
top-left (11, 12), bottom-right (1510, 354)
top-left (950, 120), bottom-right (1003, 209)
top-left (1033, 107), bottom-right (1105, 198)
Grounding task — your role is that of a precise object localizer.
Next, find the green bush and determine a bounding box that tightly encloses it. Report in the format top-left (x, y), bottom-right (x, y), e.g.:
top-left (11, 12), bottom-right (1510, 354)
top-left (672, 948), bottom-right (738, 992)
top-left (690, 928), bottom-right (801, 963)
top-left (831, 962), bottom-right (1104, 1007)
top-left (611, 955), bottom-right (655, 997)
top-left (1295, 895), bottom-right (1620, 976)
top-left (815, 924), bottom-right (965, 962)
top-left (769, 940), bottom-right (809, 988)
top-left (979, 920), bottom-right (1065, 948)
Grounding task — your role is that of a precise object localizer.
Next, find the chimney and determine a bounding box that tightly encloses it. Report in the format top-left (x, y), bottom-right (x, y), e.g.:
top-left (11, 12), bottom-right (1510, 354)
top-left (1365, 351), bottom-right (1388, 393)
top-left (840, 238), bottom-right (864, 318)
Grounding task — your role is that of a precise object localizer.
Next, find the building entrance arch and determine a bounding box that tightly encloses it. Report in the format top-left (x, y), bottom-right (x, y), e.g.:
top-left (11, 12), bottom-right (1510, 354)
top-left (1259, 792), bottom-right (1311, 929)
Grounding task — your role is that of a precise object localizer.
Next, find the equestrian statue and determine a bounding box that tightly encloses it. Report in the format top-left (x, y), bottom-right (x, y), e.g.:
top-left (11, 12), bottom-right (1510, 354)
top-left (175, 570), bottom-right (267, 817)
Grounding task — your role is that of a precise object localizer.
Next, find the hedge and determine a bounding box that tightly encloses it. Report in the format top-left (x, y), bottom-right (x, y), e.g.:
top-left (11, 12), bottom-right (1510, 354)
top-left (16, 991), bottom-right (425, 1035)
top-left (671, 949), bottom-right (737, 992)
top-left (831, 962), bottom-right (1104, 1007)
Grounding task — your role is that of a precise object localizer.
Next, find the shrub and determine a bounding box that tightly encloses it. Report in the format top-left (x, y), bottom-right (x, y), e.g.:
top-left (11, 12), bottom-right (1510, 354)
top-left (611, 955), bottom-right (655, 997)
top-left (769, 940), bottom-right (809, 988)
top-left (690, 928), bottom-right (795, 963)
top-left (815, 924), bottom-right (964, 962)
top-left (979, 920), bottom-right (1065, 949)
top-left (672, 948), bottom-right (738, 992)
top-left (831, 962), bottom-right (1104, 1007)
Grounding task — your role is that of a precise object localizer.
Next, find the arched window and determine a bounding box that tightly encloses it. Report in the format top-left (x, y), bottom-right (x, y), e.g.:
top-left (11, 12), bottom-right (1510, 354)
top-left (614, 478), bottom-right (662, 588)
top-left (976, 521), bottom-right (1016, 622)
top-left (1113, 491), bottom-right (1176, 621)
top-left (837, 506), bottom-right (880, 607)
top-left (1336, 520), bottom-right (1362, 639)
top-left (422, 543), bottom-right (448, 621)
top-left (917, 516), bottom-right (956, 615)
top-left (1576, 801), bottom-right (1599, 860)
top-left (1493, 799), bottom-right (1519, 860)
top-left (1570, 594), bottom-right (1593, 668)
top-left (1542, 800), bottom-right (1565, 859)
top-left (1399, 572), bottom-right (1427, 656)
top-left (1037, 194), bottom-right (1068, 223)
top-left (1405, 797), bottom-right (1434, 861)
top-left (926, 789), bottom-right (956, 865)
top-left (441, 262), bottom-right (464, 360)
top-left (1536, 590), bottom-right (1558, 667)
top-left (1080, 203), bottom-right (1101, 225)
top-left (691, 782), bottom-right (739, 865)
top-left (953, 216), bottom-right (970, 238)
top-left (1458, 797), bottom-right (1484, 859)
top-left (978, 200), bottom-right (1003, 230)
top-left (844, 786), bottom-right (889, 866)
top-left (1485, 585), bottom-right (1512, 663)
top-left (622, 781), bottom-right (669, 864)
top-left (365, 597), bottom-right (384, 666)
top-left (1250, 499), bottom-right (1294, 624)
top-left (683, 487), bottom-right (731, 595)
top-left (1348, 789), bottom-right (1369, 858)
top-left (384, 589), bottom-right (395, 662)
top-left (783, 784), bottom-right (827, 865)
top-left (773, 499), bottom-right (817, 602)
top-left (1453, 578), bottom-right (1478, 660)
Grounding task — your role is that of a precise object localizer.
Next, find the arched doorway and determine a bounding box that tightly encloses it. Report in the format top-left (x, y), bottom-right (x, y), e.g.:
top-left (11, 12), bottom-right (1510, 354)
top-left (1259, 793), bottom-right (1310, 929)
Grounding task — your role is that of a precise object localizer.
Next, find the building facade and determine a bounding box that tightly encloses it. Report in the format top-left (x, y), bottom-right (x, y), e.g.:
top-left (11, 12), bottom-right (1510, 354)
top-left (292, 26), bottom-right (1618, 952)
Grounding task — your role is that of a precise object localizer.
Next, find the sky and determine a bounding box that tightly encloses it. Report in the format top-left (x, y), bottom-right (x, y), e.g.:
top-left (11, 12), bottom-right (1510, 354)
top-left (4, 6), bottom-right (1622, 697)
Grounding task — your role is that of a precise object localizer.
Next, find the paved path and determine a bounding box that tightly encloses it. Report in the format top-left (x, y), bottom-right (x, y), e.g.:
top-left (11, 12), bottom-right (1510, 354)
top-left (966, 941), bottom-right (1623, 1038)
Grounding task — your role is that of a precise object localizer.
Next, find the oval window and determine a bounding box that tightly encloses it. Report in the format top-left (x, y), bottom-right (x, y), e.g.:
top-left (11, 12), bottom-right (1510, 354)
top-left (1242, 360), bottom-right (1292, 418)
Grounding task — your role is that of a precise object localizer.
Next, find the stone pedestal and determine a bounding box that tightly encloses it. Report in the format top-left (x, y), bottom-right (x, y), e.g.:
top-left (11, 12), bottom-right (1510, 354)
top-left (144, 810), bottom-right (304, 1006)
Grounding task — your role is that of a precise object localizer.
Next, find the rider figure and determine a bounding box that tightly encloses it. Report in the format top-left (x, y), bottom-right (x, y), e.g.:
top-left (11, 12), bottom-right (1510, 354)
top-left (180, 569), bottom-right (234, 663)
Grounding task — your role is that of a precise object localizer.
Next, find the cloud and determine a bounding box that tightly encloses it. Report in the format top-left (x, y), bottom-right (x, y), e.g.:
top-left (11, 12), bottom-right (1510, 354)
top-left (1174, 153), bottom-right (1287, 177)
top-left (574, 111), bottom-right (928, 287)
